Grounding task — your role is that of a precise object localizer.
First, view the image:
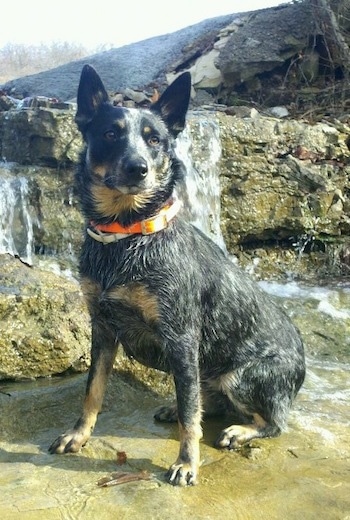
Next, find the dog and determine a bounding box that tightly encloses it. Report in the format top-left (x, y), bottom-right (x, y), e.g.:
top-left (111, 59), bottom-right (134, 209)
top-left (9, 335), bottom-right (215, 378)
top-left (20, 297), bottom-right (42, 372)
top-left (49, 64), bottom-right (305, 486)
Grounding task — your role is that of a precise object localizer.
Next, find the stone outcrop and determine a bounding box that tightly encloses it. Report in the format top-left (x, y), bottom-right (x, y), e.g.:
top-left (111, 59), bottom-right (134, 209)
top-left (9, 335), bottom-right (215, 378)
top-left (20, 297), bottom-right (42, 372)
top-left (217, 3), bottom-right (314, 86)
top-left (0, 14), bottom-right (236, 100)
top-left (0, 104), bottom-right (80, 165)
top-left (216, 111), bottom-right (350, 277)
top-left (2, 2), bottom-right (350, 118)
top-left (0, 255), bottom-right (90, 379)
top-left (217, 112), bottom-right (350, 240)
top-left (1, 104), bottom-right (349, 272)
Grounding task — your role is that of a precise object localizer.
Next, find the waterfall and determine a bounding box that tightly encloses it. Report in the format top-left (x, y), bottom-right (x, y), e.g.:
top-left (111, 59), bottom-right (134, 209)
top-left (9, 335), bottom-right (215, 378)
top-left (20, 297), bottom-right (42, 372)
top-left (0, 171), bottom-right (35, 265)
top-left (176, 115), bottom-right (226, 251)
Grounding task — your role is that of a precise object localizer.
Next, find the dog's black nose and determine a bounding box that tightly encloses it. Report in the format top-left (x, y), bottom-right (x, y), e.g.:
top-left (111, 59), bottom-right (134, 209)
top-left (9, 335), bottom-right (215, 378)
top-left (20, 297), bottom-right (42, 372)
top-left (124, 157), bottom-right (148, 179)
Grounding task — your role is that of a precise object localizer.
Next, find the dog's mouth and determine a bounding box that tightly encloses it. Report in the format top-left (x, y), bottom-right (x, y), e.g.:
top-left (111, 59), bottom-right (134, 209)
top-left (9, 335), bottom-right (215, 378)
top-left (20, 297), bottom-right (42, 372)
top-left (104, 175), bottom-right (147, 195)
top-left (116, 185), bottom-right (144, 195)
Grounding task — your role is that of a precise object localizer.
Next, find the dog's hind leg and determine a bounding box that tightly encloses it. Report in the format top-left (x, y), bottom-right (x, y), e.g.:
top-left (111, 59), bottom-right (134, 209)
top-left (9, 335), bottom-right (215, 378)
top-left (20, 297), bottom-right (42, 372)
top-left (49, 323), bottom-right (118, 454)
top-left (212, 359), bottom-right (302, 450)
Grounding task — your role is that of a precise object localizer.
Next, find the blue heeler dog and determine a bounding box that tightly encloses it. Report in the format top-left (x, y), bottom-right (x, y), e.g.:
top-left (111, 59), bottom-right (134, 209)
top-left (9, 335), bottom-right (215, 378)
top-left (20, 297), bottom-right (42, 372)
top-left (49, 65), bottom-right (305, 486)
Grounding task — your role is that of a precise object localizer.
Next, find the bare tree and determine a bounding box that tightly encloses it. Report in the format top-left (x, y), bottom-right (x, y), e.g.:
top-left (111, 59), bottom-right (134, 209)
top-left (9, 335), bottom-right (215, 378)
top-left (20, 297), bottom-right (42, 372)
top-left (0, 42), bottom-right (93, 84)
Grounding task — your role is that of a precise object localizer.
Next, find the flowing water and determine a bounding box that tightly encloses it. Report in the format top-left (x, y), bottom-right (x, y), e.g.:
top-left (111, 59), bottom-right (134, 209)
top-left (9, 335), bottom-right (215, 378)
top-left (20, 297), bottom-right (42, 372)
top-left (0, 121), bottom-right (349, 519)
top-left (175, 116), bottom-right (226, 250)
top-left (0, 167), bottom-right (35, 265)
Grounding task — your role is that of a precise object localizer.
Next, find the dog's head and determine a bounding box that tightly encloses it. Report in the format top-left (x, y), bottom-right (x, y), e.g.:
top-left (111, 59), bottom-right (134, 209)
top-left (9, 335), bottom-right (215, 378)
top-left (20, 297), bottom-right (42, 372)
top-left (75, 65), bottom-right (191, 222)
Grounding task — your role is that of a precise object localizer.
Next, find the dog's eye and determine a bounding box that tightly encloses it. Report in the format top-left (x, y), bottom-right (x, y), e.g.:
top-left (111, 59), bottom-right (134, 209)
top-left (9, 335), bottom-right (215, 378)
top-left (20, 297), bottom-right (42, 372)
top-left (148, 135), bottom-right (160, 146)
top-left (104, 130), bottom-right (117, 141)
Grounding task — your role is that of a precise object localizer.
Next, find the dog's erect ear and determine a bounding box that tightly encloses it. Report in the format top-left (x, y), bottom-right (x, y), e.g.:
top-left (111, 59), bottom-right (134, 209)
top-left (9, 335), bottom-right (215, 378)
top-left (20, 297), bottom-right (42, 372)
top-left (75, 65), bottom-right (109, 130)
top-left (151, 72), bottom-right (191, 137)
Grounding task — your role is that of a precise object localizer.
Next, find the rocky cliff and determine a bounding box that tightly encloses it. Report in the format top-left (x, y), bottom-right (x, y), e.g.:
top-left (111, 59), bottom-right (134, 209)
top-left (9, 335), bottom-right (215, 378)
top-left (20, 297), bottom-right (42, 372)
top-left (1, 104), bottom-right (349, 273)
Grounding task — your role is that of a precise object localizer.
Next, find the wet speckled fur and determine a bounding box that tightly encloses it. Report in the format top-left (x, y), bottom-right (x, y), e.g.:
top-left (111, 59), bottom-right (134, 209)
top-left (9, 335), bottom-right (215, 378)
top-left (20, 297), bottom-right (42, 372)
top-left (49, 65), bottom-right (305, 486)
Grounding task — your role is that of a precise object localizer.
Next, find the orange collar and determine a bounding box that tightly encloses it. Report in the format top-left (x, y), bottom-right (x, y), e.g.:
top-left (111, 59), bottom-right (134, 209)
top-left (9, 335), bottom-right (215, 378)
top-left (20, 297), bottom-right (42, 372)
top-left (87, 198), bottom-right (182, 244)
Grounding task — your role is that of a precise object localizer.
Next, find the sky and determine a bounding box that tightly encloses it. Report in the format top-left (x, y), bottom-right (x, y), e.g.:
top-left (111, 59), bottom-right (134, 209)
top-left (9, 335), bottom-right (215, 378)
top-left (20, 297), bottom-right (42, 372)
top-left (0, 0), bottom-right (290, 50)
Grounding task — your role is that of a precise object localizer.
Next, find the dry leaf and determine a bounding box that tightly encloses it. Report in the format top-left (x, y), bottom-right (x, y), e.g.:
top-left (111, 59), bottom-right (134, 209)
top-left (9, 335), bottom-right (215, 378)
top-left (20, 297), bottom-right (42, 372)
top-left (116, 450), bottom-right (127, 465)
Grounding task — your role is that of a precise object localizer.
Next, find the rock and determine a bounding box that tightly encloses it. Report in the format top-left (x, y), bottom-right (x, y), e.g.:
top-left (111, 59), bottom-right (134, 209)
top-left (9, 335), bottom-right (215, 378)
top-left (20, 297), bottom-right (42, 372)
top-left (217, 3), bottom-right (315, 86)
top-left (225, 106), bottom-right (259, 118)
top-left (0, 255), bottom-right (90, 379)
top-left (297, 49), bottom-right (320, 83)
top-left (216, 111), bottom-right (350, 266)
top-left (0, 162), bottom-right (83, 260)
top-left (0, 106), bottom-right (81, 165)
top-left (122, 88), bottom-right (149, 105)
top-left (268, 106), bottom-right (289, 118)
top-left (0, 15), bottom-right (236, 100)
top-left (0, 95), bottom-right (19, 110)
top-left (2, 2), bottom-right (349, 119)
top-left (189, 49), bottom-right (222, 89)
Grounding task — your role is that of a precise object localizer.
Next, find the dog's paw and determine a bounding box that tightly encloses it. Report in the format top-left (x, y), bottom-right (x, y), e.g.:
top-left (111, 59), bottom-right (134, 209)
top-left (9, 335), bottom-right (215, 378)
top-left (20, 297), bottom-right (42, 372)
top-left (214, 424), bottom-right (256, 450)
top-left (154, 404), bottom-right (178, 423)
top-left (215, 429), bottom-right (241, 450)
top-left (48, 429), bottom-right (89, 454)
top-left (166, 462), bottom-right (198, 486)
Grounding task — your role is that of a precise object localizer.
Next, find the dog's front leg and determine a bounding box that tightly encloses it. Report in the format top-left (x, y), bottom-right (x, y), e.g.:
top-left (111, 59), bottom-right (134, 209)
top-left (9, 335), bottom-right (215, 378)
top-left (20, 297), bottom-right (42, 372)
top-left (166, 347), bottom-right (202, 486)
top-left (49, 323), bottom-right (118, 454)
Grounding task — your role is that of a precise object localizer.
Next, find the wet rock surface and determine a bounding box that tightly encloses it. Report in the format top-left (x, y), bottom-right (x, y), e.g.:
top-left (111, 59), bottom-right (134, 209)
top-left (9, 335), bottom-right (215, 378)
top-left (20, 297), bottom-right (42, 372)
top-left (0, 105), bottom-right (80, 166)
top-left (0, 161), bottom-right (83, 260)
top-left (0, 282), bottom-right (349, 518)
top-left (0, 355), bottom-right (349, 518)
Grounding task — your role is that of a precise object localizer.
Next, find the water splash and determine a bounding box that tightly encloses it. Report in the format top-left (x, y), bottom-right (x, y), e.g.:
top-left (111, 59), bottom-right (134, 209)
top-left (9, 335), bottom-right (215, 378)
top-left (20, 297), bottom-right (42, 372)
top-left (0, 175), bottom-right (34, 265)
top-left (259, 279), bottom-right (350, 320)
top-left (175, 115), bottom-right (226, 250)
